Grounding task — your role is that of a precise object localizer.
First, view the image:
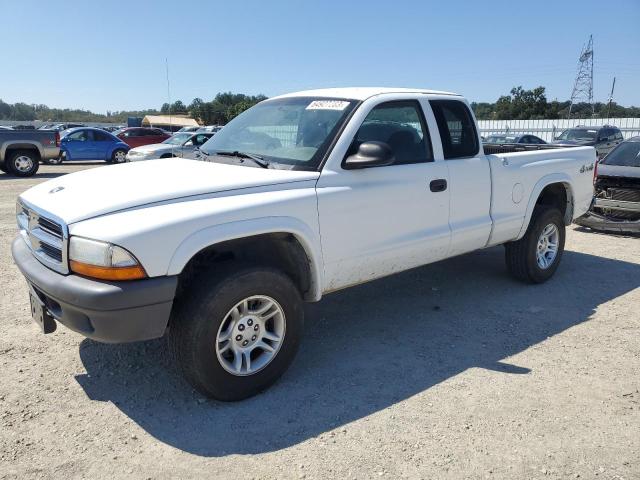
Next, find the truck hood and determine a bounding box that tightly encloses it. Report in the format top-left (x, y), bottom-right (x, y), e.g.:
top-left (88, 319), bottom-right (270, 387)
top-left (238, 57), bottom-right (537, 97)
top-left (20, 158), bottom-right (319, 224)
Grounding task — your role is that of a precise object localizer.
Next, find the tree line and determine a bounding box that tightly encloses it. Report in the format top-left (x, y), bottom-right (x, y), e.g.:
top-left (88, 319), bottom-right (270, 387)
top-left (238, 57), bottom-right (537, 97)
top-left (471, 86), bottom-right (640, 120)
top-left (2, 87), bottom-right (639, 124)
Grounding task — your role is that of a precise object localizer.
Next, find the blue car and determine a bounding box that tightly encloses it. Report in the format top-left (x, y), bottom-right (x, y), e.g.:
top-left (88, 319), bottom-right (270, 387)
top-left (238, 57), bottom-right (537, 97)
top-left (52, 127), bottom-right (130, 164)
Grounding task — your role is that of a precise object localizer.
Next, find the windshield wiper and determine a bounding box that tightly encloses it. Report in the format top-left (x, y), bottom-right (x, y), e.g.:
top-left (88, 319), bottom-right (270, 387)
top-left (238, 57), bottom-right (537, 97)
top-left (215, 150), bottom-right (270, 169)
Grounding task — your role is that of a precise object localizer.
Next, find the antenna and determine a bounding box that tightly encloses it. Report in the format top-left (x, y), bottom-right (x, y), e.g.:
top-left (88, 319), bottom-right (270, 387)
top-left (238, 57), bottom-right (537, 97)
top-left (606, 77), bottom-right (616, 119)
top-left (165, 58), bottom-right (172, 133)
top-left (568, 35), bottom-right (594, 118)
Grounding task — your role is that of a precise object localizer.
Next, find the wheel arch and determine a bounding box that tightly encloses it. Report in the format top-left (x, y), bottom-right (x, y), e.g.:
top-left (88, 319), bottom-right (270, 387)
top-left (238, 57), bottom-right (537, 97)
top-left (167, 217), bottom-right (324, 302)
top-left (2, 142), bottom-right (43, 161)
top-left (516, 175), bottom-right (574, 240)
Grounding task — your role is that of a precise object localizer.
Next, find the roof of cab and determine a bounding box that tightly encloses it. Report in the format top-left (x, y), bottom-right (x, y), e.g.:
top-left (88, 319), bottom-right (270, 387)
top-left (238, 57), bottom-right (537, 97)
top-left (271, 87), bottom-right (461, 101)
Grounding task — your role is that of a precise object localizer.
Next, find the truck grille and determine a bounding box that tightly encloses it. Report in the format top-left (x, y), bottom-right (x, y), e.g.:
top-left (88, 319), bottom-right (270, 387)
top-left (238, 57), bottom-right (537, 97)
top-left (16, 201), bottom-right (68, 274)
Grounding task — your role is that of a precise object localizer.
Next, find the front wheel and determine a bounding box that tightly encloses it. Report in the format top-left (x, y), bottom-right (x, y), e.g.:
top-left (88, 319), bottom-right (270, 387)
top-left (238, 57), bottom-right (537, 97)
top-left (111, 149), bottom-right (127, 163)
top-left (168, 266), bottom-right (304, 401)
top-left (505, 206), bottom-right (566, 283)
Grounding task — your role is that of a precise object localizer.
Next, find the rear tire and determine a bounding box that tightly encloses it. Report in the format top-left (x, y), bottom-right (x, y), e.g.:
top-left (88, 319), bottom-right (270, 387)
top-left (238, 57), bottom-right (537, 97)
top-left (505, 206), bottom-right (565, 283)
top-left (8, 150), bottom-right (40, 177)
top-left (168, 265), bottom-right (304, 401)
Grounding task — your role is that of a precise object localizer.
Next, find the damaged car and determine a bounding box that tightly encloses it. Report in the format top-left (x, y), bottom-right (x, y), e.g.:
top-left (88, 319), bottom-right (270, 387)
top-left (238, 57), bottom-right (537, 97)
top-left (576, 136), bottom-right (640, 233)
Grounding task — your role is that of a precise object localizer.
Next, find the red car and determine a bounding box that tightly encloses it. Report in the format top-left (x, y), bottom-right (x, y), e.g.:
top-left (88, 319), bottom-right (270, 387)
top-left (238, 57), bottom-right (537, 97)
top-left (115, 128), bottom-right (171, 148)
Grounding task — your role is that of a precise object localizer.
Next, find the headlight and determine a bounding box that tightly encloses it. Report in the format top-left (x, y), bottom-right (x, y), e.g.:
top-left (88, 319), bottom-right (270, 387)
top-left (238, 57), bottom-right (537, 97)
top-left (69, 237), bottom-right (147, 281)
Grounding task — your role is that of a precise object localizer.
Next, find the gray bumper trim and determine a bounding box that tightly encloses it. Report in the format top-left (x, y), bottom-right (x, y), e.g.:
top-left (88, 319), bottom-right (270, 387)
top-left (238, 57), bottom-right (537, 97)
top-left (12, 236), bottom-right (178, 343)
top-left (575, 212), bottom-right (640, 233)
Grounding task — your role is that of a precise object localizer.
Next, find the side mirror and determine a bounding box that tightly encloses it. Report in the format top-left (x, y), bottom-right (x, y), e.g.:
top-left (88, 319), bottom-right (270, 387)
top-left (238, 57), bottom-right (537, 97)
top-left (343, 141), bottom-right (394, 170)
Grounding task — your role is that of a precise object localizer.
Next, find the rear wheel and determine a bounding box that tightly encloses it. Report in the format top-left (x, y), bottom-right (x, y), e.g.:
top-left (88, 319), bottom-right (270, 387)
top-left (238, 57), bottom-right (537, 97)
top-left (505, 206), bottom-right (565, 283)
top-left (8, 150), bottom-right (40, 177)
top-left (168, 265), bottom-right (304, 401)
top-left (111, 149), bottom-right (127, 163)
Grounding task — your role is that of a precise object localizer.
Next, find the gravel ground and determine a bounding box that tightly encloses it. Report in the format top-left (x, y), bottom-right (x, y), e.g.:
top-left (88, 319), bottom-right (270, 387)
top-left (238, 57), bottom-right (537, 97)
top-left (1, 164), bottom-right (639, 480)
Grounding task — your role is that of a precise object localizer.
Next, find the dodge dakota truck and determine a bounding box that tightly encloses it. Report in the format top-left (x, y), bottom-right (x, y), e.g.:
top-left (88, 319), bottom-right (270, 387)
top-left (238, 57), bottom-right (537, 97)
top-left (1, 129), bottom-right (61, 176)
top-left (13, 88), bottom-right (596, 400)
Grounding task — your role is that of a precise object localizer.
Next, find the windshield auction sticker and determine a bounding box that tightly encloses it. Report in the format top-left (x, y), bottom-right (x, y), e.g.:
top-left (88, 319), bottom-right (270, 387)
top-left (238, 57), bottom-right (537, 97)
top-left (306, 100), bottom-right (350, 111)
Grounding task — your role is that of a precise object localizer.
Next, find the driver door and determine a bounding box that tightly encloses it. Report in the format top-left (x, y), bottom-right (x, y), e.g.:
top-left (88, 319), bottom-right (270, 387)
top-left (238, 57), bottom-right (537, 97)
top-left (316, 99), bottom-right (451, 292)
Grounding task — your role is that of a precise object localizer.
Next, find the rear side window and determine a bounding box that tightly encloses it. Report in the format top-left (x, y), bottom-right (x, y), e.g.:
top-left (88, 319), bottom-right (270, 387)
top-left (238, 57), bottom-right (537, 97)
top-left (430, 100), bottom-right (479, 159)
top-left (93, 131), bottom-right (111, 141)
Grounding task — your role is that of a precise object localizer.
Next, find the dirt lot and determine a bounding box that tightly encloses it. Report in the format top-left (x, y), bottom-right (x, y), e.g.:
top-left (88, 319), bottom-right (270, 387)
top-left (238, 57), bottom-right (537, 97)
top-left (1, 164), bottom-right (639, 480)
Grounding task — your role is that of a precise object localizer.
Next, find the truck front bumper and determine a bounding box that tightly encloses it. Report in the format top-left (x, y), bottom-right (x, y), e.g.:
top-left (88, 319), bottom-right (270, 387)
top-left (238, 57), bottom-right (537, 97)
top-left (12, 236), bottom-right (178, 343)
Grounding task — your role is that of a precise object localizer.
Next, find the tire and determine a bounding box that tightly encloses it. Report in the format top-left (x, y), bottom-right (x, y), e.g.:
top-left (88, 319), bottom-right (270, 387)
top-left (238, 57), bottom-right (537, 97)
top-left (168, 265), bottom-right (304, 401)
top-left (7, 150), bottom-right (40, 177)
top-left (160, 153), bottom-right (174, 159)
top-left (111, 149), bottom-right (127, 163)
top-left (0, 162), bottom-right (7, 173)
top-left (505, 206), bottom-right (565, 283)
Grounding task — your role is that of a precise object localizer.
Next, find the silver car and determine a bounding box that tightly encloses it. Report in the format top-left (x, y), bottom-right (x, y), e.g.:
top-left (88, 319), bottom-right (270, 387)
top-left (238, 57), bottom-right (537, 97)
top-left (126, 132), bottom-right (213, 162)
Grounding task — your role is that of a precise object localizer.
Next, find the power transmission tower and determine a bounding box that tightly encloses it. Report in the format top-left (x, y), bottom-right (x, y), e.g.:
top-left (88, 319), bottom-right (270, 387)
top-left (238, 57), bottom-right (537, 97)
top-left (568, 35), bottom-right (594, 118)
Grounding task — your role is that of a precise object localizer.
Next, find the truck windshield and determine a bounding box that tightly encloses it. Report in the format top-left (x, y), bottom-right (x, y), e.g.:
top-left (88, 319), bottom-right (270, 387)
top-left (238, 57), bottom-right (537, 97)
top-left (199, 97), bottom-right (358, 170)
top-left (557, 129), bottom-right (597, 141)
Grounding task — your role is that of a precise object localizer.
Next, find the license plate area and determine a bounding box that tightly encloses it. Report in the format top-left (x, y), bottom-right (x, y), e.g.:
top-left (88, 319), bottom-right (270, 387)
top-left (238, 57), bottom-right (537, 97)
top-left (28, 286), bottom-right (57, 334)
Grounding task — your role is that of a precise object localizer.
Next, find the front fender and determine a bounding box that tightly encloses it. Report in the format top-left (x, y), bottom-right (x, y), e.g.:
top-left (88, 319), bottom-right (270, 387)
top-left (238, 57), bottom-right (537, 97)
top-left (516, 173), bottom-right (575, 240)
top-left (167, 216), bottom-right (324, 301)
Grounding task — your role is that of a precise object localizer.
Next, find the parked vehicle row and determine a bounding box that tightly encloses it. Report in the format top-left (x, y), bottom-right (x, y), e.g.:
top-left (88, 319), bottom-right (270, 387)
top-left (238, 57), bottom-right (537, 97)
top-left (12, 87), bottom-right (596, 400)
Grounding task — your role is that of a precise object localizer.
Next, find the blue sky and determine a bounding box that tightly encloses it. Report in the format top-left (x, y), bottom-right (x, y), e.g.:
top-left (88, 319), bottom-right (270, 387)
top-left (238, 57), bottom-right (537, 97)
top-left (1, 0), bottom-right (639, 112)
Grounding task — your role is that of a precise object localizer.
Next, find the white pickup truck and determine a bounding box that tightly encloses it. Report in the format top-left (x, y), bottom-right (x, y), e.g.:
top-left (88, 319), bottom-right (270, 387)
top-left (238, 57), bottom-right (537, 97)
top-left (13, 88), bottom-right (596, 400)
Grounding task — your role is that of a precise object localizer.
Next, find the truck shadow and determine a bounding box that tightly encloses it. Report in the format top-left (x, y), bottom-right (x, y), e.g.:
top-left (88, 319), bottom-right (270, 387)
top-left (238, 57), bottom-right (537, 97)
top-left (75, 246), bottom-right (640, 457)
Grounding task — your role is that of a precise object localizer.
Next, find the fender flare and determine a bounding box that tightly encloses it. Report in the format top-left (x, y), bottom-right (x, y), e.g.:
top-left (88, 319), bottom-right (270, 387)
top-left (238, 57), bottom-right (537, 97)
top-left (167, 216), bottom-right (324, 301)
top-left (516, 173), bottom-right (575, 240)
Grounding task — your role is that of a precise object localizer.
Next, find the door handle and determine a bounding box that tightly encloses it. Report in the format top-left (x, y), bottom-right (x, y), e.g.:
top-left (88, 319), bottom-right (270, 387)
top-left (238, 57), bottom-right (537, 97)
top-left (429, 179), bottom-right (447, 192)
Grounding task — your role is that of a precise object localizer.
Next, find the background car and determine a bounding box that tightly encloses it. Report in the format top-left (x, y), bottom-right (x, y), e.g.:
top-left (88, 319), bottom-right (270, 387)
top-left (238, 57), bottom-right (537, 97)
top-left (576, 136), bottom-right (640, 233)
top-left (43, 123), bottom-right (85, 131)
top-left (553, 125), bottom-right (623, 158)
top-left (484, 134), bottom-right (546, 144)
top-left (56, 127), bottom-right (129, 164)
top-left (197, 125), bottom-right (223, 133)
top-left (177, 126), bottom-right (201, 133)
top-left (115, 127), bottom-right (171, 148)
top-left (126, 131), bottom-right (214, 162)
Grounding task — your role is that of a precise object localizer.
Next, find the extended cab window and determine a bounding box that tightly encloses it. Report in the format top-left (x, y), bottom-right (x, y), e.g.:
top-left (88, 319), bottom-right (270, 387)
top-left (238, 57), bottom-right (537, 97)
top-left (430, 100), bottom-right (479, 159)
top-left (353, 100), bottom-right (432, 165)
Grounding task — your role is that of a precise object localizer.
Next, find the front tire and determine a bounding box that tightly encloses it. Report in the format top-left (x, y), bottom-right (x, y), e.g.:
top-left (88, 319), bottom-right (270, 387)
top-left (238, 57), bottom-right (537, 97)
top-left (168, 265), bottom-right (304, 401)
top-left (8, 150), bottom-right (40, 177)
top-left (111, 149), bottom-right (127, 163)
top-left (505, 206), bottom-right (565, 283)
